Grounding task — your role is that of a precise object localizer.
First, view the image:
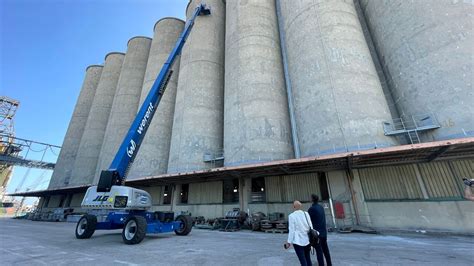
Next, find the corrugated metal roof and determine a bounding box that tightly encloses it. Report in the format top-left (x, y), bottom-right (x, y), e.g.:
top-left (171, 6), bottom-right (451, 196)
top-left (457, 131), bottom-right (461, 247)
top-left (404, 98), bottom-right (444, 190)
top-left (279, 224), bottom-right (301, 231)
top-left (10, 137), bottom-right (474, 197)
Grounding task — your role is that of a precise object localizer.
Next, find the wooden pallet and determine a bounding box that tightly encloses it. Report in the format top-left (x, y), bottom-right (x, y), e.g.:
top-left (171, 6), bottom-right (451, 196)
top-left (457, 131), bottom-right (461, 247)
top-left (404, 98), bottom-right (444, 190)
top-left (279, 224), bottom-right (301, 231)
top-left (263, 228), bottom-right (288, 234)
top-left (220, 228), bottom-right (240, 232)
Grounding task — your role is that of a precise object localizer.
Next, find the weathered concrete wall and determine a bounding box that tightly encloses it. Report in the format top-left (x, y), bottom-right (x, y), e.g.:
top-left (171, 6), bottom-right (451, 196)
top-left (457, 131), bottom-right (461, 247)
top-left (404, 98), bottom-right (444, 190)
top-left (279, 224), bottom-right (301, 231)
top-left (224, 0), bottom-right (293, 166)
top-left (49, 65), bottom-right (103, 189)
top-left (366, 201), bottom-right (474, 234)
top-left (360, 0), bottom-right (474, 141)
top-left (95, 37), bottom-right (151, 183)
top-left (279, 0), bottom-right (396, 156)
top-left (70, 53), bottom-right (124, 186)
top-left (167, 0), bottom-right (225, 173)
top-left (128, 18), bottom-right (185, 179)
top-left (352, 0), bottom-right (400, 120)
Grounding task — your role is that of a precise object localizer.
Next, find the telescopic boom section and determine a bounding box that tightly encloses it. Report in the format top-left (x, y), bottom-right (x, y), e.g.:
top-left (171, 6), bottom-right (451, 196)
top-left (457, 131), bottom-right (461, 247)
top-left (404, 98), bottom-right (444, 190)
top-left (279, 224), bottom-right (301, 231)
top-left (97, 4), bottom-right (211, 192)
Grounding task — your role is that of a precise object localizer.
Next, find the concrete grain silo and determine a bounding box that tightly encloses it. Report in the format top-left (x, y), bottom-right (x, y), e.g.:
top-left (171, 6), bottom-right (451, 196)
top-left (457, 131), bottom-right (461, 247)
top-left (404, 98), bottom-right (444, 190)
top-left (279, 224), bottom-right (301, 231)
top-left (167, 0), bottom-right (225, 173)
top-left (49, 65), bottom-right (103, 188)
top-left (224, 0), bottom-right (293, 166)
top-left (128, 18), bottom-right (185, 179)
top-left (359, 0), bottom-right (474, 141)
top-left (69, 52), bottom-right (124, 186)
top-left (279, 0), bottom-right (396, 156)
top-left (94, 37), bottom-right (151, 183)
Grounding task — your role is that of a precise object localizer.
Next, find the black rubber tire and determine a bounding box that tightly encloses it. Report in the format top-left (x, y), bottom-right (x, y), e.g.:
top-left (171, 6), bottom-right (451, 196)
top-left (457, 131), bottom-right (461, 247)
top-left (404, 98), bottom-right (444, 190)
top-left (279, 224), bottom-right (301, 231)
top-left (174, 215), bottom-right (193, 236)
top-left (122, 215), bottom-right (147, 245)
top-left (75, 215), bottom-right (97, 239)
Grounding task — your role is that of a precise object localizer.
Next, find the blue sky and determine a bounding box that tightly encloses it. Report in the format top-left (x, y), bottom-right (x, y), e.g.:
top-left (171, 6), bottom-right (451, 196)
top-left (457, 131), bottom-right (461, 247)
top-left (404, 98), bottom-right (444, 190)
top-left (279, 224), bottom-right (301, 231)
top-left (1, 0), bottom-right (188, 196)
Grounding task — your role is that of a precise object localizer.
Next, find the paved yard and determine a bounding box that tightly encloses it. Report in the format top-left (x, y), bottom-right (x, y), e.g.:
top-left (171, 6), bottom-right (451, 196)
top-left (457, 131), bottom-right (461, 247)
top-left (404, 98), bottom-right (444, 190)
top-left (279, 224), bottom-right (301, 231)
top-left (0, 218), bottom-right (473, 265)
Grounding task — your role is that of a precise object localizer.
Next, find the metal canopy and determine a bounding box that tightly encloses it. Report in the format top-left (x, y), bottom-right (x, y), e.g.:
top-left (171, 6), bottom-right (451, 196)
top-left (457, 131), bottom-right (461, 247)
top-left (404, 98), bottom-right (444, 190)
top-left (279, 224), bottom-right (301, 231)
top-left (10, 137), bottom-right (474, 197)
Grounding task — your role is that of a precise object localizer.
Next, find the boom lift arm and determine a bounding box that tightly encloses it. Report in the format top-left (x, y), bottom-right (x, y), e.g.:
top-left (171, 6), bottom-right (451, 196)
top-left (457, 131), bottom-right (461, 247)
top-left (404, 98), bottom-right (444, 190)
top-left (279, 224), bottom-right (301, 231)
top-left (76, 4), bottom-right (210, 245)
top-left (97, 4), bottom-right (211, 193)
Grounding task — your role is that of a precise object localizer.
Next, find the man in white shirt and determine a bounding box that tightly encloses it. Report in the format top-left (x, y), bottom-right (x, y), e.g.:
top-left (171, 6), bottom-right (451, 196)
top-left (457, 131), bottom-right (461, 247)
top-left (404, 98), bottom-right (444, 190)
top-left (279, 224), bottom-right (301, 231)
top-left (285, 201), bottom-right (313, 266)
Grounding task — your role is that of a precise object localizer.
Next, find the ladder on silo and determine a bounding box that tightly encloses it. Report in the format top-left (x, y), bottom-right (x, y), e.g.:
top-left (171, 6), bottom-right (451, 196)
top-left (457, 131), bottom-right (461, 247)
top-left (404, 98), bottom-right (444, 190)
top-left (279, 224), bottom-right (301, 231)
top-left (406, 130), bottom-right (420, 144)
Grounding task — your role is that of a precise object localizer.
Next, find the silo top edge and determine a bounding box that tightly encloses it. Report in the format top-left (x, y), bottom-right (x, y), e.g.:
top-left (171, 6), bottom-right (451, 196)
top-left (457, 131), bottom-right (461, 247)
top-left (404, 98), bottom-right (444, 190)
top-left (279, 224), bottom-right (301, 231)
top-left (186, 0), bottom-right (226, 15)
top-left (127, 36), bottom-right (153, 46)
top-left (153, 17), bottom-right (185, 32)
top-left (85, 64), bottom-right (103, 71)
top-left (104, 52), bottom-right (125, 61)
top-left (186, 0), bottom-right (192, 14)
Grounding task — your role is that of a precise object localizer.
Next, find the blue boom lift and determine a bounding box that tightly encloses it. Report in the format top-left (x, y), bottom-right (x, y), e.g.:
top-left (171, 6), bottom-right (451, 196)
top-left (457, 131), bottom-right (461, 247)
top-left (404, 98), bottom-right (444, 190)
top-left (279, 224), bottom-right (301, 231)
top-left (75, 4), bottom-right (211, 245)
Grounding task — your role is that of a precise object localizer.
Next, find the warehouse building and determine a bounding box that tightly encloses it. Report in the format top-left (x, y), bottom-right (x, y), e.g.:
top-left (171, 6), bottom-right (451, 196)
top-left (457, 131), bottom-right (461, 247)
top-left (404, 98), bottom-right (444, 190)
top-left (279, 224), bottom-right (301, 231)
top-left (12, 0), bottom-right (474, 234)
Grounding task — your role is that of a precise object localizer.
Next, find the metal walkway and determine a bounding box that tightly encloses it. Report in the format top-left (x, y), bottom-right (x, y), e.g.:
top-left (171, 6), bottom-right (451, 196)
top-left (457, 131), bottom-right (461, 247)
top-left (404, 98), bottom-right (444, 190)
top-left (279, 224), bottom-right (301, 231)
top-left (383, 113), bottom-right (440, 144)
top-left (0, 134), bottom-right (60, 170)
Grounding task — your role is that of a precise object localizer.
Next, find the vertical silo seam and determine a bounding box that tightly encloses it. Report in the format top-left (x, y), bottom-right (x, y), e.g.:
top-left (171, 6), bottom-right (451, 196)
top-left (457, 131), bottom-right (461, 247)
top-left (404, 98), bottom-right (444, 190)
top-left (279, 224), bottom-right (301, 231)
top-left (353, 0), bottom-right (401, 120)
top-left (313, 2), bottom-right (348, 150)
top-left (275, 0), bottom-right (300, 159)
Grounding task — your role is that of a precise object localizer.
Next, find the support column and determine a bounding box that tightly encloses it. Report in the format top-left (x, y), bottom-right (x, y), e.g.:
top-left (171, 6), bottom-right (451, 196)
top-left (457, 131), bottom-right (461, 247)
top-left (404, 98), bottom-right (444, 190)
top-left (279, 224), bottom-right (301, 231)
top-left (171, 184), bottom-right (181, 212)
top-left (351, 169), bottom-right (373, 226)
top-left (239, 177), bottom-right (251, 213)
top-left (346, 169), bottom-right (361, 225)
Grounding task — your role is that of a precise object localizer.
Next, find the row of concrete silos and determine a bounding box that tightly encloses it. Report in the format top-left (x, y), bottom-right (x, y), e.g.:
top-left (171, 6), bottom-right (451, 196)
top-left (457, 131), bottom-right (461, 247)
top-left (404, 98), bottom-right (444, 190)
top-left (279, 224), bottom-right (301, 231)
top-left (50, 0), bottom-right (473, 188)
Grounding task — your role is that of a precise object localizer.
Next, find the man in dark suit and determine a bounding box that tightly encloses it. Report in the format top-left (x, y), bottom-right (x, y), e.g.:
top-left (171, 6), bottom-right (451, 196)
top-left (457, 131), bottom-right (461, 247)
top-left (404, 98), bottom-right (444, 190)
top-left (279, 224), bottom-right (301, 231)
top-left (308, 194), bottom-right (332, 266)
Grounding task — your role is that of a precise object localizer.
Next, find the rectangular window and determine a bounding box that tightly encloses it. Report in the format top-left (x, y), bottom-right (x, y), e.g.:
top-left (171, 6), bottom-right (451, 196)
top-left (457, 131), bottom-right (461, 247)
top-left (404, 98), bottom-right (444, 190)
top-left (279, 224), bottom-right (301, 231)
top-left (318, 172), bottom-right (330, 201)
top-left (163, 185), bottom-right (172, 205)
top-left (251, 177), bottom-right (266, 203)
top-left (180, 184), bottom-right (189, 204)
top-left (223, 178), bottom-right (239, 203)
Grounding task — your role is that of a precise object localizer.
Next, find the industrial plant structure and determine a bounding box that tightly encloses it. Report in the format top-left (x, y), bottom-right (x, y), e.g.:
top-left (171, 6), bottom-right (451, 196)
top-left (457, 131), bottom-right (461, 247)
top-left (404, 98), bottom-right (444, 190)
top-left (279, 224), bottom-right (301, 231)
top-left (13, 0), bottom-right (474, 234)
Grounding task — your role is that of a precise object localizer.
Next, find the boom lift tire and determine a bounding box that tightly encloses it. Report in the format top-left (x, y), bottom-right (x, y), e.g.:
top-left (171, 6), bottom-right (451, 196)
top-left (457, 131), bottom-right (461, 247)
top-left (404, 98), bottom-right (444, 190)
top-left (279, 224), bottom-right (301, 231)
top-left (122, 215), bottom-right (147, 245)
top-left (174, 215), bottom-right (193, 236)
top-left (75, 214), bottom-right (97, 239)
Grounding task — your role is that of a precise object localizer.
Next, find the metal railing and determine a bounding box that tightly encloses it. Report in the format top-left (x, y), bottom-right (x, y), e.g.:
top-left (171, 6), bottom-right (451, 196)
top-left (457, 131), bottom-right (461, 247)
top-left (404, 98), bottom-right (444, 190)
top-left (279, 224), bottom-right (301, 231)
top-left (383, 113), bottom-right (440, 134)
top-left (383, 113), bottom-right (440, 144)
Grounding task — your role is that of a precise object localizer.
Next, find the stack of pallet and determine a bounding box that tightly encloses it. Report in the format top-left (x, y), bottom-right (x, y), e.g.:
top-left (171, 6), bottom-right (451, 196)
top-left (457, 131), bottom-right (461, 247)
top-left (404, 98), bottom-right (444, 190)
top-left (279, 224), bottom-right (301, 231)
top-left (260, 212), bottom-right (288, 233)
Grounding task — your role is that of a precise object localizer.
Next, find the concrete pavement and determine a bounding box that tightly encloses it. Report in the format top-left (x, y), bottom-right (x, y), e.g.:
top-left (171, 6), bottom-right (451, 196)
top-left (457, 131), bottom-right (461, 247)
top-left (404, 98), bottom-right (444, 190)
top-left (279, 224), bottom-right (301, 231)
top-left (0, 218), bottom-right (473, 265)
